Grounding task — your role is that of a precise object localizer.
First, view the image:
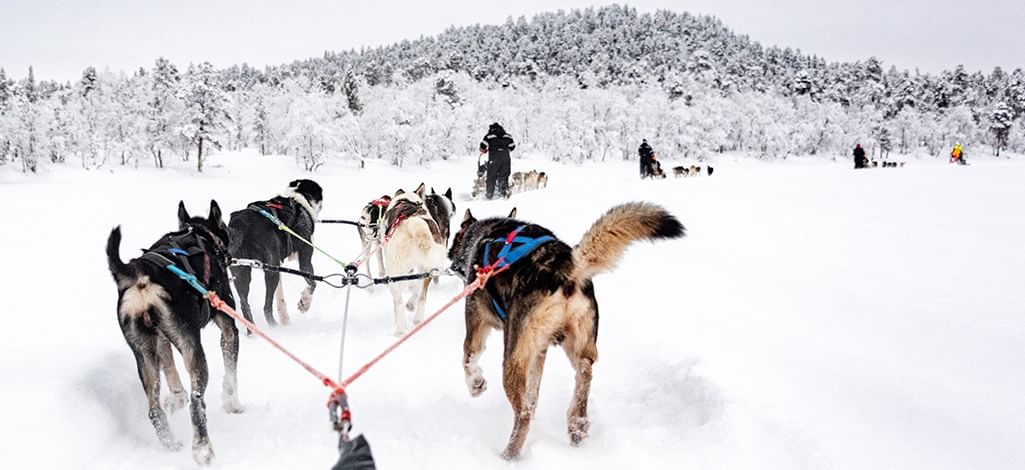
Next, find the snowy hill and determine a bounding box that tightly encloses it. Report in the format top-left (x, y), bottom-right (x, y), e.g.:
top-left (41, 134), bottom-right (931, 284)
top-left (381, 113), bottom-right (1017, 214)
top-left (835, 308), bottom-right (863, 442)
top-left (1, 153), bottom-right (1022, 469)
top-left (3, 5), bottom-right (1025, 175)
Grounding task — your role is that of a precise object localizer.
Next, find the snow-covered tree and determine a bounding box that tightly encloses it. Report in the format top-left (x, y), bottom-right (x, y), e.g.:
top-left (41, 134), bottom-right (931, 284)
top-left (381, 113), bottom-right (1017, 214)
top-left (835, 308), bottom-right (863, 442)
top-left (179, 62), bottom-right (232, 172)
top-left (146, 57), bottom-right (182, 168)
top-left (990, 102), bottom-right (1014, 156)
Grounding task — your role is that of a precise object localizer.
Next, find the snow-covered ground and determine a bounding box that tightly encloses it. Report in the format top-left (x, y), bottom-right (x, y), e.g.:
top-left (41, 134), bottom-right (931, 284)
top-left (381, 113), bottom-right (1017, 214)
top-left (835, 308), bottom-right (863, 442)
top-left (1, 152), bottom-right (1023, 469)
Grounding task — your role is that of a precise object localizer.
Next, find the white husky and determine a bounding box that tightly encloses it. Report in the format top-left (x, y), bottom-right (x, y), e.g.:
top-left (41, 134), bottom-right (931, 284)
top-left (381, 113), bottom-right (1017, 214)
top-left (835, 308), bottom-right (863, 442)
top-left (381, 183), bottom-right (451, 335)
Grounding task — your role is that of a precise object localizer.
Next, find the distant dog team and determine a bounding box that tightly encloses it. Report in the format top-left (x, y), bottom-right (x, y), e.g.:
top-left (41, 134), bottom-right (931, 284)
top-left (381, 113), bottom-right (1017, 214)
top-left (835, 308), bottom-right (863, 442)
top-left (672, 164), bottom-right (714, 177)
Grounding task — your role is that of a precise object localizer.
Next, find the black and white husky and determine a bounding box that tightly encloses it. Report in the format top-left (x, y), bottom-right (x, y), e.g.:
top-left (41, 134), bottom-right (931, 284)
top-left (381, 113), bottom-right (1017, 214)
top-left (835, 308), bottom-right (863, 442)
top-left (447, 202), bottom-right (684, 459)
top-left (380, 183), bottom-right (452, 335)
top-left (356, 195), bottom-right (392, 277)
top-left (424, 186), bottom-right (456, 244)
top-left (106, 200), bottom-right (242, 465)
top-left (228, 179), bottom-right (323, 330)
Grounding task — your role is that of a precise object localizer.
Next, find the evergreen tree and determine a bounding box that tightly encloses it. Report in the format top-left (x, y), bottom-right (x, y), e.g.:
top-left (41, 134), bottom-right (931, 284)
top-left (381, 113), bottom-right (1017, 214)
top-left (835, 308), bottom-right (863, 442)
top-left (0, 68), bottom-right (11, 112)
top-left (179, 62), bottom-right (231, 172)
top-left (81, 67), bottom-right (99, 97)
top-left (147, 57), bottom-right (182, 168)
top-left (342, 69), bottom-right (363, 114)
top-left (990, 102), bottom-right (1014, 156)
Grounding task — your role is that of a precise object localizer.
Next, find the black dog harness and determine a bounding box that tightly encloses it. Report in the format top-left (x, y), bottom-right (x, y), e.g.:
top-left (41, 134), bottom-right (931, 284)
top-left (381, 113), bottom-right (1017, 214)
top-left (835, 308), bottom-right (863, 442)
top-left (140, 226), bottom-right (228, 297)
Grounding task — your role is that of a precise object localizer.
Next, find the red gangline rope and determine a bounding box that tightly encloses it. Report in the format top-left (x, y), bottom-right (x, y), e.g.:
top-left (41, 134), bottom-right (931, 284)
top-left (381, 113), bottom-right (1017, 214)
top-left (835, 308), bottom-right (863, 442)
top-left (341, 265), bottom-right (507, 387)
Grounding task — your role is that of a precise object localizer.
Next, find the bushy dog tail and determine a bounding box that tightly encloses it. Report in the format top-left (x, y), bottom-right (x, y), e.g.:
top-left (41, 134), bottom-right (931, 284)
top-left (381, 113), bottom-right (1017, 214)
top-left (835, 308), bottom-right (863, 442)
top-left (572, 202), bottom-right (685, 280)
top-left (106, 226), bottom-right (134, 282)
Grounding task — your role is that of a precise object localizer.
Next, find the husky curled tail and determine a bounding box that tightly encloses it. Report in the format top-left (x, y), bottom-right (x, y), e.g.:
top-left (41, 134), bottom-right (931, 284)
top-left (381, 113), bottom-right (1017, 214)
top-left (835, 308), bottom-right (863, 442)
top-left (106, 226), bottom-right (134, 283)
top-left (572, 201), bottom-right (685, 280)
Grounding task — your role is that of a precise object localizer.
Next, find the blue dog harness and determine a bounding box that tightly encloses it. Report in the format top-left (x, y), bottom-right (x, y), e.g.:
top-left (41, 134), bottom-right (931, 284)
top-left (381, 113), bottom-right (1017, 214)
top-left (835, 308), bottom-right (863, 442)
top-left (480, 225), bottom-right (554, 320)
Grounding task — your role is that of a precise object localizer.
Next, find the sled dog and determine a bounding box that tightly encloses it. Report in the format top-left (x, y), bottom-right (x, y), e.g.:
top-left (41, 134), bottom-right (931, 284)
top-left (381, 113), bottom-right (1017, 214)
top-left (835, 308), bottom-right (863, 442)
top-left (381, 183), bottom-right (451, 335)
top-left (447, 202), bottom-right (684, 459)
top-left (227, 179), bottom-right (323, 330)
top-left (106, 200), bottom-right (242, 464)
top-left (357, 195), bottom-right (392, 277)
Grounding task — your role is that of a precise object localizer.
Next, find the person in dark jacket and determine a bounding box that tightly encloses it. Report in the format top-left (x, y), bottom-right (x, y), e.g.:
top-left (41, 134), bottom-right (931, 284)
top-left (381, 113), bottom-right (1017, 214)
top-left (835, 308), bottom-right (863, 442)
top-left (853, 143), bottom-right (868, 169)
top-left (479, 122), bottom-right (515, 199)
top-left (639, 139), bottom-right (654, 178)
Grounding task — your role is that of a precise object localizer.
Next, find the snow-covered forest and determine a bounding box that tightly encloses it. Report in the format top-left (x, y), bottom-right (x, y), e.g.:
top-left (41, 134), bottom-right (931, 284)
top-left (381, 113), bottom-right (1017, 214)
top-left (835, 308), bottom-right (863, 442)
top-left (2, 5), bottom-right (1024, 173)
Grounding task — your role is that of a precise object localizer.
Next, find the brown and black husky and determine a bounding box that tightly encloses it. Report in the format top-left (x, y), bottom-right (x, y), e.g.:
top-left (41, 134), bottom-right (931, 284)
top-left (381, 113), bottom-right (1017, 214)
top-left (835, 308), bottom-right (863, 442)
top-left (447, 202), bottom-right (684, 459)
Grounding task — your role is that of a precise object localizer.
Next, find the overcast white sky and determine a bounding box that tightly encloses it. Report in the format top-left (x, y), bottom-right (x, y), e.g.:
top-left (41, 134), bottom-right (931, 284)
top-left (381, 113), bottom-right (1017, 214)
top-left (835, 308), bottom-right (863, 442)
top-left (2, 0), bottom-right (1022, 81)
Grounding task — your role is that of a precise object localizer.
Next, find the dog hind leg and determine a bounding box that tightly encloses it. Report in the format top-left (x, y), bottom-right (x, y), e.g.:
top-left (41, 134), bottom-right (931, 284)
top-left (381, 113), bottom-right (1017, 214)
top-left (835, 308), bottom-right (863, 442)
top-left (126, 317), bottom-right (182, 451)
top-left (500, 341), bottom-right (537, 460)
top-left (297, 246), bottom-right (315, 313)
top-left (164, 327), bottom-right (215, 464)
top-left (563, 315), bottom-right (598, 446)
top-left (273, 278), bottom-right (291, 325)
top-left (389, 281), bottom-right (409, 336)
top-left (412, 277), bottom-right (431, 324)
top-left (230, 265), bottom-right (255, 335)
top-left (262, 271), bottom-right (279, 326)
top-left (157, 334), bottom-right (188, 414)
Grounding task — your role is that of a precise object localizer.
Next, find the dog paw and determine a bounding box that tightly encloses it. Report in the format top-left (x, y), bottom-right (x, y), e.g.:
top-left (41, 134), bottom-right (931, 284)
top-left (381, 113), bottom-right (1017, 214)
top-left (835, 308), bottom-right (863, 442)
top-left (467, 375), bottom-right (487, 397)
top-left (192, 438), bottom-right (215, 465)
top-left (568, 416), bottom-right (590, 446)
top-left (163, 391), bottom-right (188, 414)
top-left (298, 289), bottom-right (313, 313)
top-left (500, 447), bottom-right (521, 461)
top-left (161, 439), bottom-right (183, 452)
top-left (393, 327), bottom-right (407, 337)
top-left (222, 397), bottom-right (245, 414)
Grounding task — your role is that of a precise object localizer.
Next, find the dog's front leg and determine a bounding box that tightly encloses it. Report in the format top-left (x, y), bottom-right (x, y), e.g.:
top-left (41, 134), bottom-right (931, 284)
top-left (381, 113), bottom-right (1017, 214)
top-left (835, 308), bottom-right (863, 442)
top-left (230, 265), bottom-right (255, 335)
top-left (212, 313), bottom-right (244, 414)
top-left (157, 335), bottom-right (188, 414)
top-left (463, 295), bottom-right (491, 397)
top-left (374, 243), bottom-right (386, 278)
top-left (413, 277), bottom-right (431, 324)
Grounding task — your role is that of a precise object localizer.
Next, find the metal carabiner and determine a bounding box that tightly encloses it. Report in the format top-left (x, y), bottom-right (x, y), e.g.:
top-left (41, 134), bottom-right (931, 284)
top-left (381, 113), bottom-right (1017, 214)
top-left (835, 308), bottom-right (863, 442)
top-left (354, 273), bottom-right (374, 289)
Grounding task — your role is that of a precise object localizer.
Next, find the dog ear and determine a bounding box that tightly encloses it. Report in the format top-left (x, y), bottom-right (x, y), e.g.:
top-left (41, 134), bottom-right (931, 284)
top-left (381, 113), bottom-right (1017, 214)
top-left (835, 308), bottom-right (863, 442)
top-left (430, 187), bottom-right (437, 195)
top-left (177, 201), bottom-right (190, 229)
top-left (508, 207), bottom-right (518, 218)
top-left (415, 183), bottom-right (426, 199)
top-left (394, 188), bottom-right (405, 197)
top-left (463, 208), bottom-right (474, 222)
top-left (445, 188), bottom-right (453, 200)
top-left (289, 179), bottom-right (302, 190)
top-left (209, 200), bottom-right (223, 225)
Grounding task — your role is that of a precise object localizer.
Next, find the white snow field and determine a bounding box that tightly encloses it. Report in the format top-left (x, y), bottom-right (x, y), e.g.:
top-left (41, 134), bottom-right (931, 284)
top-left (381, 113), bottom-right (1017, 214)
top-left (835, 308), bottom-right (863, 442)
top-left (1, 152), bottom-right (1023, 470)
